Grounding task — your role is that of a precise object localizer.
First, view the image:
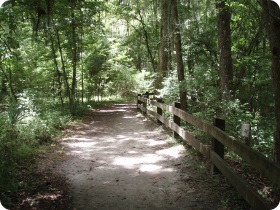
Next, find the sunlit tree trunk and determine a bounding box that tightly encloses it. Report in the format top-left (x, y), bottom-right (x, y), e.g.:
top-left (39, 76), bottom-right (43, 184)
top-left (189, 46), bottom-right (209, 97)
top-left (171, 0), bottom-right (187, 111)
top-left (262, 0), bottom-right (280, 163)
top-left (216, 0), bottom-right (233, 100)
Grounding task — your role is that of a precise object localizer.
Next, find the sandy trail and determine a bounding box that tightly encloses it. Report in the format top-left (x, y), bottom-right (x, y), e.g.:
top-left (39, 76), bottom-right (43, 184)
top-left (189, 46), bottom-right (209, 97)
top-left (55, 103), bottom-right (228, 210)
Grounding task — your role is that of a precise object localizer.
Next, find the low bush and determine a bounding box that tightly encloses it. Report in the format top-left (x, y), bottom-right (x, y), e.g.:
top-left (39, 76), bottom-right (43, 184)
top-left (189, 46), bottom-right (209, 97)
top-left (0, 93), bottom-right (72, 208)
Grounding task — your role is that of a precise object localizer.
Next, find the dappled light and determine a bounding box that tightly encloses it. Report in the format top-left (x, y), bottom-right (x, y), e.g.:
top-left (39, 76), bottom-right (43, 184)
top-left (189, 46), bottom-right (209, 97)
top-left (97, 109), bottom-right (127, 113)
top-left (113, 155), bottom-right (164, 168)
top-left (157, 145), bottom-right (184, 159)
top-left (1, 0), bottom-right (279, 208)
top-left (55, 103), bottom-right (228, 209)
top-left (139, 165), bottom-right (163, 172)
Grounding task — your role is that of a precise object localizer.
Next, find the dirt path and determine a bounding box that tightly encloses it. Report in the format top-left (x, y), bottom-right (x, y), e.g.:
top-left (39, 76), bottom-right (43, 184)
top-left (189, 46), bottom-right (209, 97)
top-left (43, 103), bottom-right (246, 210)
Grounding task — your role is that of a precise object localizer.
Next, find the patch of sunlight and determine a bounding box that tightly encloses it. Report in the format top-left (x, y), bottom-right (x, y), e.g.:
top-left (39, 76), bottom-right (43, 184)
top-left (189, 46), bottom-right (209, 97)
top-left (114, 103), bottom-right (130, 106)
top-left (123, 116), bottom-right (136, 119)
top-left (113, 154), bottom-right (163, 169)
top-left (136, 113), bottom-right (143, 117)
top-left (116, 135), bottom-right (127, 139)
top-left (139, 164), bottom-right (162, 172)
top-left (63, 141), bottom-right (98, 148)
top-left (147, 140), bottom-right (167, 146)
top-left (156, 145), bottom-right (184, 158)
top-left (62, 136), bottom-right (92, 141)
top-left (70, 151), bottom-right (83, 154)
top-left (97, 109), bottom-right (126, 112)
top-left (128, 151), bottom-right (138, 154)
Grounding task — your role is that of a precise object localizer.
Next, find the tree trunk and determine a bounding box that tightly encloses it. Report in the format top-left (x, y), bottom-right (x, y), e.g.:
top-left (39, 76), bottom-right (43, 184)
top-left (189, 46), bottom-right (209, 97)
top-left (138, 11), bottom-right (156, 72)
top-left (0, 61), bottom-right (17, 101)
top-left (262, 0), bottom-right (280, 163)
top-left (50, 33), bottom-right (64, 106)
top-left (171, 0), bottom-right (187, 111)
top-left (155, 0), bottom-right (171, 91)
top-left (216, 0), bottom-right (233, 100)
top-left (70, 5), bottom-right (78, 111)
top-left (0, 60), bottom-right (7, 97)
top-left (55, 28), bottom-right (71, 103)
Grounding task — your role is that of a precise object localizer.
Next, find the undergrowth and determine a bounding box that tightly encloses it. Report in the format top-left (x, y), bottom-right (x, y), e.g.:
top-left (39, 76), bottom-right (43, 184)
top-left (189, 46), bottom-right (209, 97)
top-left (0, 92), bottom-right (129, 208)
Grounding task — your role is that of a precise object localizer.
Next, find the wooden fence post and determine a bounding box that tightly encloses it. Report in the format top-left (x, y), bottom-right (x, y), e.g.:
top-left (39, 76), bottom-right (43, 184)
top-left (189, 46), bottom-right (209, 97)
top-left (156, 98), bottom-right (163, 125)
top-left (211, 118), bottom-right (225, 174)
top-left (143, 91), bottom-right (150, 99)
top-left (137, 93), bottom-right (142, 109)
top-left (241, 123), bottom-right (251, 146)
top-left (142, 93), bottom-right (149, 115)
top-left (173, 102), bottom-right (181, 138)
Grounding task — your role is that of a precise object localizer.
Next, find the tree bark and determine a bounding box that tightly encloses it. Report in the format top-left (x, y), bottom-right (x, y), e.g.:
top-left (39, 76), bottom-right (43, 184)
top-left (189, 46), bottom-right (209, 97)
top-left (171, 0), bottom-right (187, 111)
top-left (50, 33), bottom-right (64, 106)
top-left (70, 4), bottom-right (78, 111)
top-left (262, 0), bottom-right (280, 163)
top-left (138, 11), bottom-right (156, 72)
top-left (55, 28), bottom-right (71, 104)
top-left (0, 60), bottom-right (17, 101)
top-left (216, 0), bottom-right (233, 100)
top-left (155, 0), bottom-right (171, 91)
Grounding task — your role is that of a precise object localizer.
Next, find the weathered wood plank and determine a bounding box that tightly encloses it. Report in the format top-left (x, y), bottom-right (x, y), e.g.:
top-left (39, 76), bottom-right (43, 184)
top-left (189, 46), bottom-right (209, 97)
top-left (209, 126), bottom-right (280, 187)
top-left (173, 102), bottom-right (181, 138)
top-left (156, 98), bottom-right (163, 125)
top-left (137, 95), bottom-right (280, 209)
top-left (151, 111), bottom-right (210, 159)
top-left (212, 118), bottom-right (225, 174)
top-left (210, 151), bottom-right (274, 210)
top-left (153, 99), bottom-right (280, 186)
top-left (139, 96), bottom-right (280, 186)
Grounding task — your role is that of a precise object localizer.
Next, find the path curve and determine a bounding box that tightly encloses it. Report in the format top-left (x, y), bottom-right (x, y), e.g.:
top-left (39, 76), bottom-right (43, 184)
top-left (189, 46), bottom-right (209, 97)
top-left (53, 103), bottom-right (238, 209)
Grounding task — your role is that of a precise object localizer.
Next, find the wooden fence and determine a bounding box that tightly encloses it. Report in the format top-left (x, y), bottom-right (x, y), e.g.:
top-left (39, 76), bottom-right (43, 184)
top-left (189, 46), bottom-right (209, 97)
top-left (137, 92), bottom-right (280, 210)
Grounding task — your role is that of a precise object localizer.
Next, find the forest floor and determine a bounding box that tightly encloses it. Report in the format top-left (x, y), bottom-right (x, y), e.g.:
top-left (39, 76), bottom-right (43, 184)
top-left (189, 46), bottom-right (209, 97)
top-left (17, 102), bottom-right (250, 210)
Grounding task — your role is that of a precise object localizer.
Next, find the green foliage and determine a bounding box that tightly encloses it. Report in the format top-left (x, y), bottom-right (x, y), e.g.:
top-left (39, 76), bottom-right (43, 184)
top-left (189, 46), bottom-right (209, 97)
top-left (135, 70), bottom-right (155, 94)
top-left (165, 0), bottom-right (274, 158)
top-left (0, 0), bottom-right (277, 206)
top-left (158, 70), bottom-right (179, 105)
top-left (0, 91), bottom-right (72, 207)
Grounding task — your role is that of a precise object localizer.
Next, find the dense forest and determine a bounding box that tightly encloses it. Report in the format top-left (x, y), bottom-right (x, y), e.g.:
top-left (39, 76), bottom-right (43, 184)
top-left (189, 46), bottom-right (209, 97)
top-left (0, 0), bottom-right (280, 207)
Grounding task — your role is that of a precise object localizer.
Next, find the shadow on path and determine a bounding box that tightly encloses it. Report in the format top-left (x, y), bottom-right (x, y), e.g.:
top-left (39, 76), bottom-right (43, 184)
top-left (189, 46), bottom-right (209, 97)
top-left (56, 103), bottom-right (231, 210)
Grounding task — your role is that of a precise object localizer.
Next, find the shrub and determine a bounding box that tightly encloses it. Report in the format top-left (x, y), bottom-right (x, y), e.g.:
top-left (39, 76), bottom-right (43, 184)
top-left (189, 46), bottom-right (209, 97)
top-left (0, 92), bottom-right (73, 207)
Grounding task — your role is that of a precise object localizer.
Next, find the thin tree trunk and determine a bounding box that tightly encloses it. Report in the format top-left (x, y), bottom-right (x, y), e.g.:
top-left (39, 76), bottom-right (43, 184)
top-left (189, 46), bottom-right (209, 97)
top-left (50, 33), bottom-right (64, 106)
top-left (80, 25), bottom-right (84, 104)
top-left (4, 0), bottom-right (17, 101)
top-left (70, 5), bottom-right (78, 111)
top-left (171, 0), bottom-right (187, 111)
top-left (262, 0), bottom-right (280, 163)
top-left (234, 26), bottom-right (264, 90)
top-left (81, 58), bottom-right (84, 104)
top-left (137, 35), bottom-right (142, 71)
top-left (8, 66), bottom-right (17, 101)
top-left (138, 11), bottom-right (156, 72)
top-left (0, 61), bottom-right (16, 101)
top-left (216, 0), bottom-right (233, 100)
top-left (55, 28), bottom-right (71, 103)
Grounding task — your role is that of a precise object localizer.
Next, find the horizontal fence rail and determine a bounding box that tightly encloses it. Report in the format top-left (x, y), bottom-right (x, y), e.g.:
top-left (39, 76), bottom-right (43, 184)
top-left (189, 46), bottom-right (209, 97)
top-left (137, 94), bottom-right (280, 210)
